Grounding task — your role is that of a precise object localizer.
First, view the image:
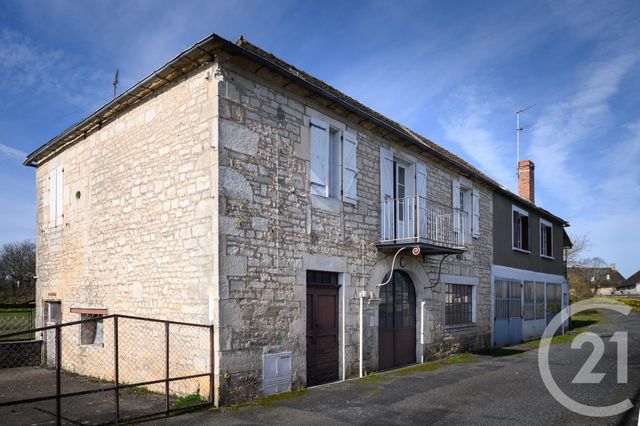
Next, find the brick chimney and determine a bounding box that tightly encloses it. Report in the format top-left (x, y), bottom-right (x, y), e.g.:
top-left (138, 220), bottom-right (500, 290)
top-left (518, 160), bottom-right (535, 203)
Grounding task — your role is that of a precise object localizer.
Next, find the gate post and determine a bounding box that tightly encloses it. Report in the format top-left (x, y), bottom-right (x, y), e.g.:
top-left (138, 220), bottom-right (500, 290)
top-left (114, 316), bottom-right (120, 423)
top-left (209, 325), bottom-right (214, 404)
top-left (55, 324), bottom-right (61, 426)
top-left (165, 322), bottom-right (170, 414)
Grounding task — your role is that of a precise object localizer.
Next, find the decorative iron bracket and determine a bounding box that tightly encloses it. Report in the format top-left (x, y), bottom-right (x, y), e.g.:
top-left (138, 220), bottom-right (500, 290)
top-left (377, 246), bottom-right (422, 287)
top-left (425, 252), bottom-right (464, 289)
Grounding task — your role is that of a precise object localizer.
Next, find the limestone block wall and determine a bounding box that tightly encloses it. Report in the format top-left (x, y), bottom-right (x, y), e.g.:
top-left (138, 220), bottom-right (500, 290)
top-left (214, 54), bottom-right (493, 403)
top-left (34, 63), bottom-right (218, 397)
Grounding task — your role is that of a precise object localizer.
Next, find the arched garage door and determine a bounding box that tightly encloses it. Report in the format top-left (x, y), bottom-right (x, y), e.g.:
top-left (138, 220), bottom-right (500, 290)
top-left (378, 270), bottom-right (416, 370)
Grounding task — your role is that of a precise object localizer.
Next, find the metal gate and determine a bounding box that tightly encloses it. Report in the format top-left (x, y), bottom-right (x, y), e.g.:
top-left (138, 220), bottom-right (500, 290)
top-left (0, 314), bottom-right (214, 425)
top-left (494, 279), bottom-right (522, 347)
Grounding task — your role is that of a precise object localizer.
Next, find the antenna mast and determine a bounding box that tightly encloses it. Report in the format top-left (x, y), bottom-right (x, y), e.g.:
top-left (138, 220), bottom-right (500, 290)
top-left (113, 69), bottom-right (119, 98)
top-left (516, 104), bottom-right (535, 177)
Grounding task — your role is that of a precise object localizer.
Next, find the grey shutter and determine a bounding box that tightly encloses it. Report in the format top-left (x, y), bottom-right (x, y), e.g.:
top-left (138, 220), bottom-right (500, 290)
top-left (380, 146), bottom-right (394, 240)
top-left (342, 131), bottom-right (358, 204)
top-left (55, 166), bottom-right (64, 227)
top-left (452, 180), bottom-right (461, 244)
top-left (309, 117), bottom-right (329, 196)
top-left (472, 188), bottom-right (480, 238)
top-left (48, 170), bottom-right (56, 228)
top-left (416, 162), bottom-right (427, 238)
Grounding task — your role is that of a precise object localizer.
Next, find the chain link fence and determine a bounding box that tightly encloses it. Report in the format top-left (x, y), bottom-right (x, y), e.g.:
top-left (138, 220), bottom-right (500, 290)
top-left (0, 314), bottom-right (214, 424)
top-left (0, 305), bottom-right (39, 368)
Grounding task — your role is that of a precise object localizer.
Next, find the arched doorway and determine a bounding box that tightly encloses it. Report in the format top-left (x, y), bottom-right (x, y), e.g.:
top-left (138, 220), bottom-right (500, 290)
top-left (378, 270), bottom-right (416, 370)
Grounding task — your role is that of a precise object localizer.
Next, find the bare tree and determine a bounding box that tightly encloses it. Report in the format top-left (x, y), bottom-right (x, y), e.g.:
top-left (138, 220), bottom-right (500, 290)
top-left (568, 256), bottom-right (611, 300)
top-left (565, 233), bottom-right (590, 267)
top-left (0, 240), bottom-right (36, 303)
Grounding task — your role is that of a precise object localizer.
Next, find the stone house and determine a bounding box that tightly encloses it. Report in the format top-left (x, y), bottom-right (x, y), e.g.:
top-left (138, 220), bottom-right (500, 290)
top-left (617, 270), bottom-right (640, 295)
top-left (569, 263), bottom-right (625, 296)
top-left (25, 34), bottom-right (567, 405)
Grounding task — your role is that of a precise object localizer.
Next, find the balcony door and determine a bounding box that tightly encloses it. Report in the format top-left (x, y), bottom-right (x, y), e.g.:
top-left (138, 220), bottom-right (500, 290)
top-left (380, 147), bottom-right (427, 243)
top-left (393, 160), bottom-right (415, 240)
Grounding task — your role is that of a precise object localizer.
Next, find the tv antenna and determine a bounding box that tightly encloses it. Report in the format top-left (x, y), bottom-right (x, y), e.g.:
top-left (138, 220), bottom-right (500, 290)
top-left (516, 103), bottom-right (535, 177)
top-left (113, 69), bottom-right (119, 98)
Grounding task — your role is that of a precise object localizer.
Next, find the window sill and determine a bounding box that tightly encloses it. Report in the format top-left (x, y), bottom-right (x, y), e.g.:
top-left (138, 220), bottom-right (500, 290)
top-left (310, 194), bottom-right (342, 212)
top-left (512, 247), bottom-right (531, 254)
top-left (80, 343), bottom-right (104, 348)
top-left (540, 254), bottom-right (555, 260)
top-left (445, 323), bottom-right (477, 331)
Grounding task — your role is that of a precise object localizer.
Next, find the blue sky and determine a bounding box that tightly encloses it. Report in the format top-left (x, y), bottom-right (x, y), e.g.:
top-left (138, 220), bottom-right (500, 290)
top-left (0, 0), bottom-right (638, 276)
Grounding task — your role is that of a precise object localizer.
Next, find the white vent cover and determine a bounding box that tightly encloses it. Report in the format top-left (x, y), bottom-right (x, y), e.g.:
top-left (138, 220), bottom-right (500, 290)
top-left (262, 352), bottom-right (292, 396)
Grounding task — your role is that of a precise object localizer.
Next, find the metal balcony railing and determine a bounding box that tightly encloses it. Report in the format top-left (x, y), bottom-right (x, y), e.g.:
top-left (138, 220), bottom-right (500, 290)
top-left (380, 196), bottom-right (468, 248)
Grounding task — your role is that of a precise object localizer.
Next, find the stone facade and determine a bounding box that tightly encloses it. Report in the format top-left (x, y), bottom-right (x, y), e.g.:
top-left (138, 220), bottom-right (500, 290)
top-left (211, 53), bottom-right (493, 404)
top-left (33, 49), bottom-right (494, 406)
top-left (35, 63), bottom-right (217, 398)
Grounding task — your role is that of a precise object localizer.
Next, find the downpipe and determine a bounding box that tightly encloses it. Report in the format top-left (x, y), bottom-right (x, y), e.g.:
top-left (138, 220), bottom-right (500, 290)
top-left (359, 290), bottom-right (367, 378)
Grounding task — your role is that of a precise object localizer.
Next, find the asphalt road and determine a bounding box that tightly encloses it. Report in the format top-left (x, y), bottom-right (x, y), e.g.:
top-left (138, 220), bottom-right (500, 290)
top-left (158, 309), bottom-right (640, 425)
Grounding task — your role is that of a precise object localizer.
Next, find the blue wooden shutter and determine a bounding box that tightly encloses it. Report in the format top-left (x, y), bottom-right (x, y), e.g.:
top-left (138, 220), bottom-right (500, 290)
top-left (472, 188), bottom-right (480, 238)
top-left (380, 146), bottom-right (394, 240)
top-left (310, 117), bottom-right (329, 196)
top-left (342, 131), bottom-right (358, 204)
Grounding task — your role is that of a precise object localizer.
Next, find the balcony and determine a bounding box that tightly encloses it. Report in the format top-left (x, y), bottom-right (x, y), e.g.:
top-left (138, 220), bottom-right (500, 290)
top-left (378, 196), bottom-right (468, 254)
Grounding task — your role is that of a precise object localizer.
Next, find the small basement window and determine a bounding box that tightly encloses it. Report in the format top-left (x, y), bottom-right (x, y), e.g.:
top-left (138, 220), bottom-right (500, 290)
top-left (45, 301), bottom-right (61, 324)
top-left (80, 314), bottom-right (104, 346)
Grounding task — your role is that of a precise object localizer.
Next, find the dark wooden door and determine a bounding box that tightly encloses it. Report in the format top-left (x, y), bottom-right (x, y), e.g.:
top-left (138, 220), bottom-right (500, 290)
top-left (378, 270), bottom-right (416, 370)
top-left (306, 272), bottom-right (339, 386)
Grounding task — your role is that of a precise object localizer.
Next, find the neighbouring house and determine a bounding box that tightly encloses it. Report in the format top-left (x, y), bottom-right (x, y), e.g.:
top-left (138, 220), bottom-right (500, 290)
top-left (491, 160), bottom-right (571, 345)
top-left (616, 270), bottom-right (640, 295)
top-left (568, 264), bottom-right (625, 297)
top-left (25, 33), bottom-right (569, 405)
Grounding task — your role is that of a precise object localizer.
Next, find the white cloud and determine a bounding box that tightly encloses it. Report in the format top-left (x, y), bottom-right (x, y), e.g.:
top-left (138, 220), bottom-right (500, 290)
top-left (0, 29), bottom-right (111, 108)
top-left (438, 86), bottom-right (516, 188)
top-left (0, 143), bottom-right (27, 161)
top-left (527, 52), bottom-right (639, 211)
top-left (596, 120), bottom-right (640, 207)
top-left (328, 5), bottom-right (551, 126)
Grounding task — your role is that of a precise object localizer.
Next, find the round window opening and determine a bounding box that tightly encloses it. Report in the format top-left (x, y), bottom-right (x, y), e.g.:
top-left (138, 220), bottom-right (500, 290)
top-left (75, 191), bottom-right (81, 200)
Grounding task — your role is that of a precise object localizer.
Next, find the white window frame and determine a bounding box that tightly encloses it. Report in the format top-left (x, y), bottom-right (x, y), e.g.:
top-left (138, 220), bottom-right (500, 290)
top-left (308, 112), bottom-right (357, 205)
top-left (45, 301), bottom-right (62, 324)
top-left (328, 127), bottom-right (342, 199)
top-left (512, 205), bottom-right (530, 253)
top-left (540, 218), bottom-right (554, 259)
top-left (459, 184), bottom-right (472, 238)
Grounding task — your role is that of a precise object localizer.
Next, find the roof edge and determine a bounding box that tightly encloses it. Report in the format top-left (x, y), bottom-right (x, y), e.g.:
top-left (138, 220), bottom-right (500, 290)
top-left (24, 33), bottom-right (569, 226)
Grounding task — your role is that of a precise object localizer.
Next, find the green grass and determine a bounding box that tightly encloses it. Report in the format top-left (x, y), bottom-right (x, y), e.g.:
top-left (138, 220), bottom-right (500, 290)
top-left (615, 298), bottom-right (640, 312)
top-left (126, 385), bottom-right (155, 395)
top-left (0, 308), bottom-right (35, 340)
top-left (256, 388), bottom-right (307, 406)
top-left (475, 347), bottom-right (528, 357)
top-left (391, 352), bottom-right (479, 376)
top-left (172, 392), bottom-right (207, 409)
top-left (223, 388), bottom-right (307, 412)
top-left (519, 309), bottom-right (604, 349)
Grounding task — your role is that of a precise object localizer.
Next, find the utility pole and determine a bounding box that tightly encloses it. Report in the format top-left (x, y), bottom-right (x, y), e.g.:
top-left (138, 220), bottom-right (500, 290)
top-left (516, 104), bottom-right (535, 177)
